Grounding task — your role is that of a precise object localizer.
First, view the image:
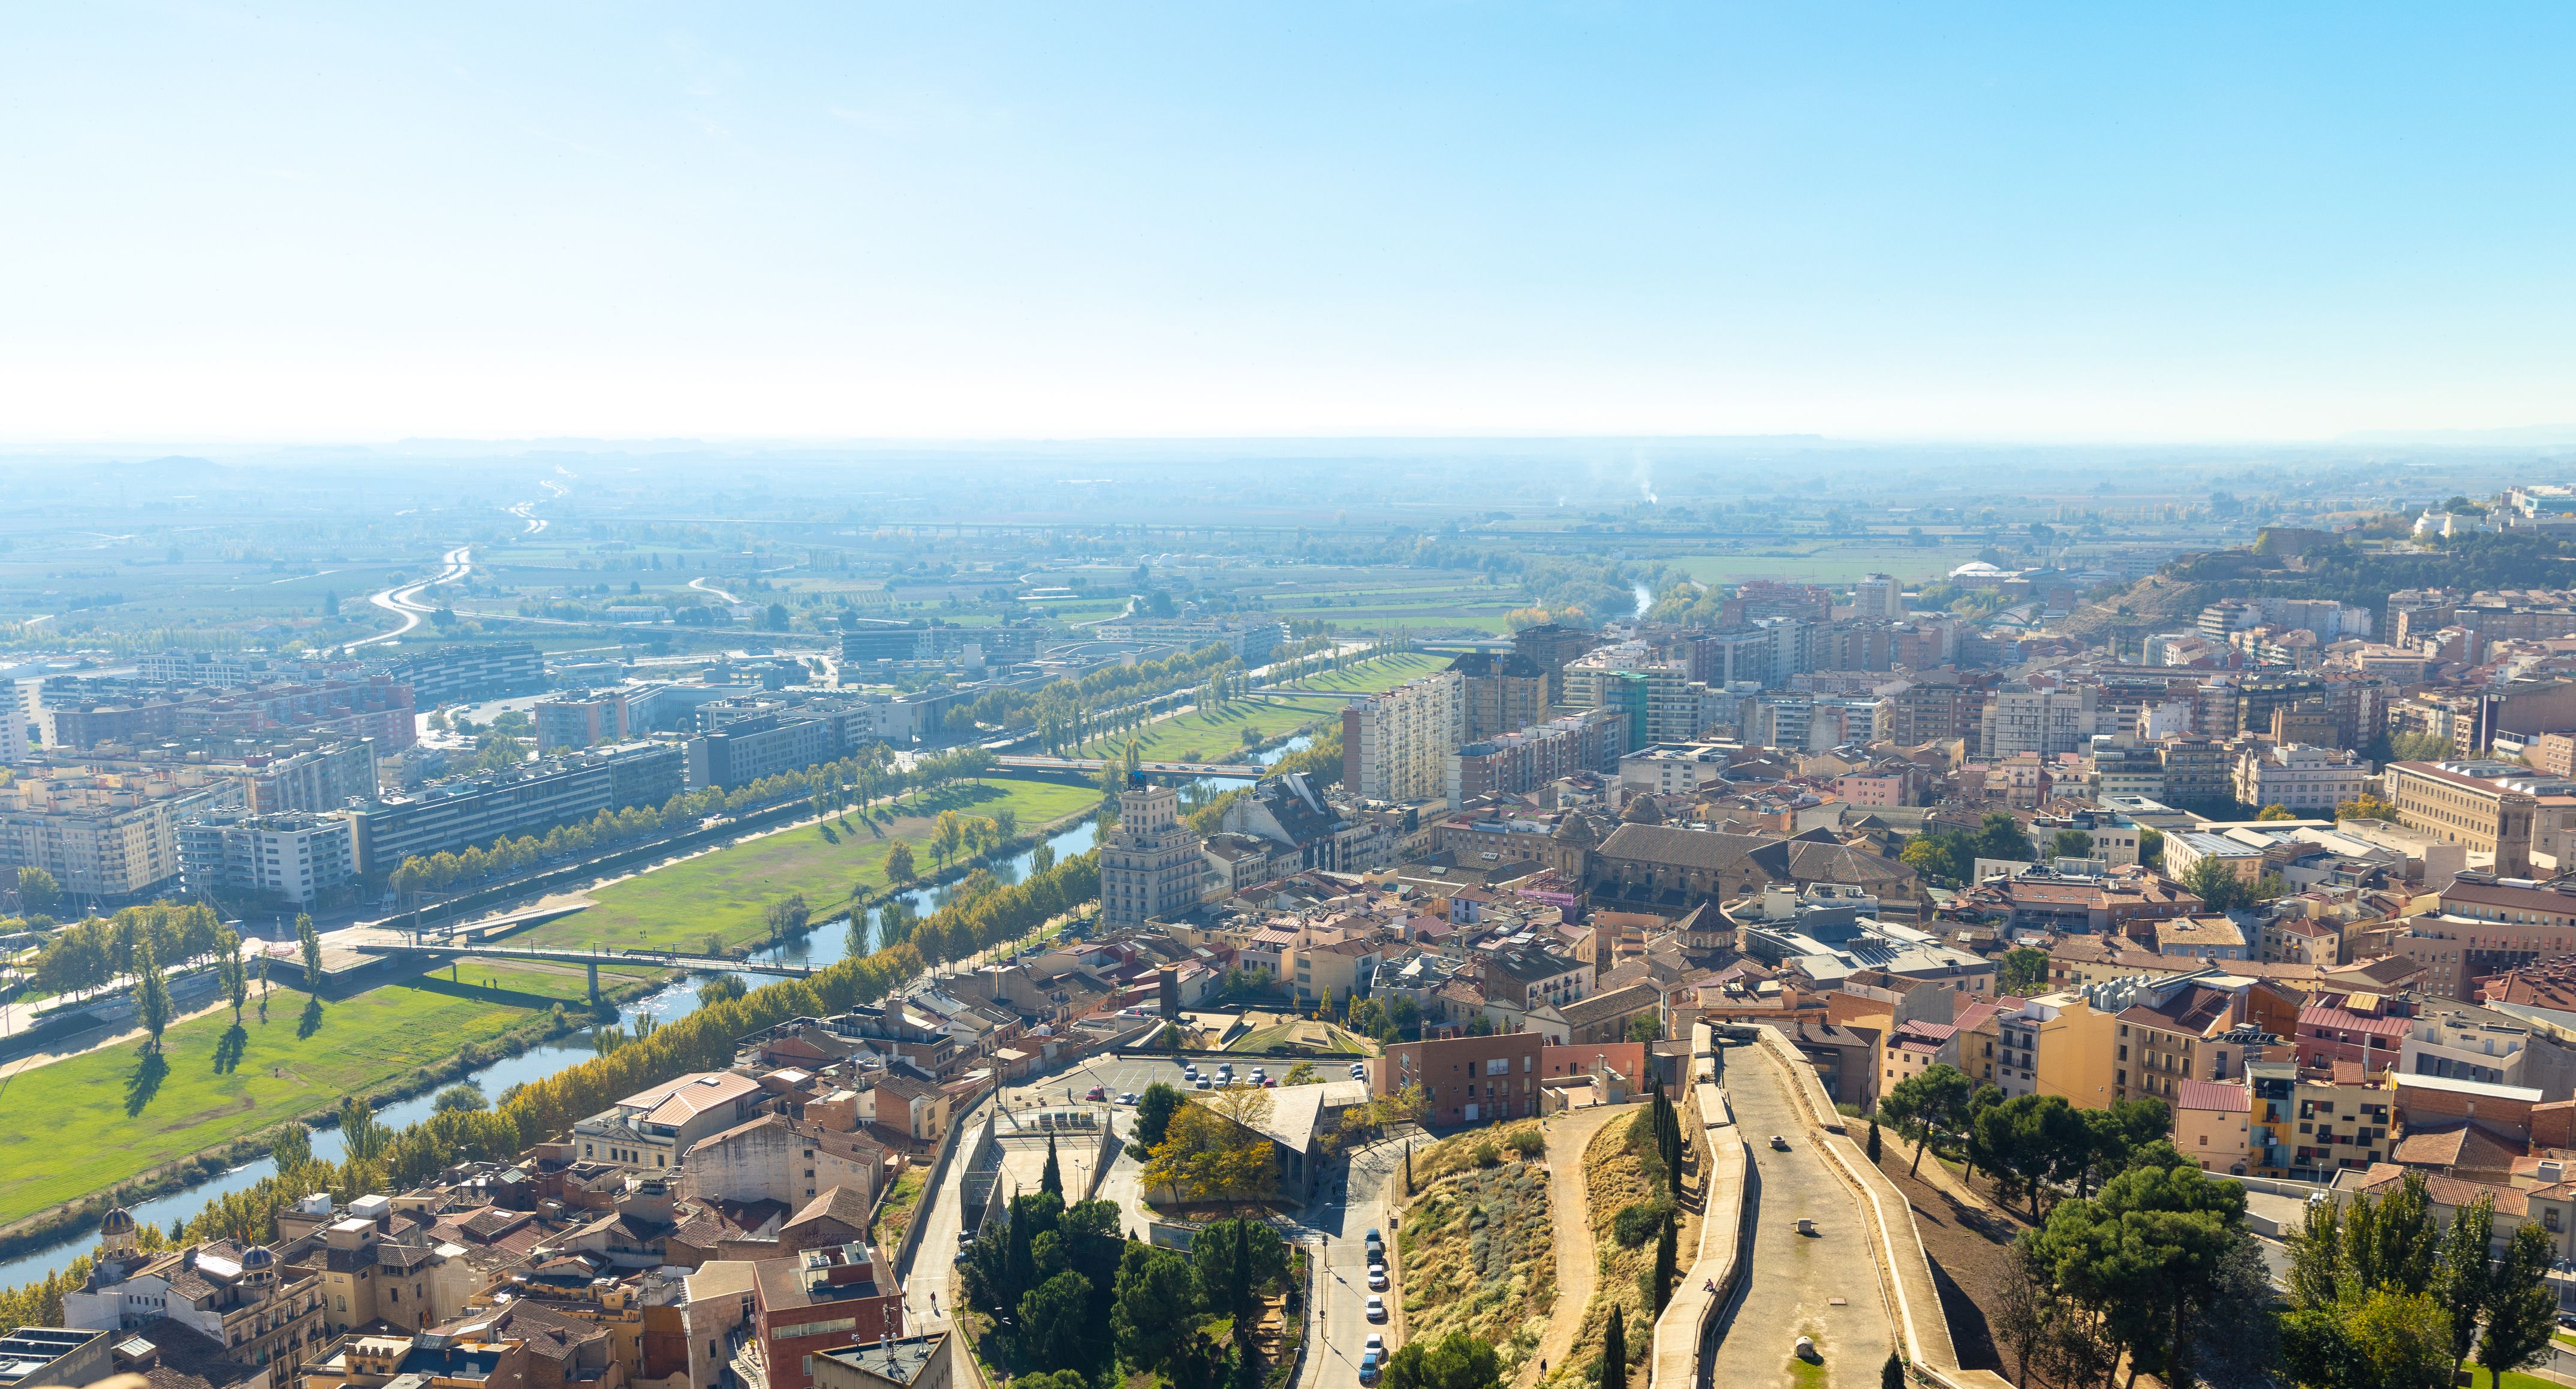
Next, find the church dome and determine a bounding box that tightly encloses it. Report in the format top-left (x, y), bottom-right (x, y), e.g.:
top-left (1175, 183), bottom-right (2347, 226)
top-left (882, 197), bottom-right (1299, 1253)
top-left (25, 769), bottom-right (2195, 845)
top-left (100, 1207), bottom-right (136, 1236)
top-left (1553, 813), bottom-right (1599, 846)
top-left (241, 1245), bottom-right (276, 1270)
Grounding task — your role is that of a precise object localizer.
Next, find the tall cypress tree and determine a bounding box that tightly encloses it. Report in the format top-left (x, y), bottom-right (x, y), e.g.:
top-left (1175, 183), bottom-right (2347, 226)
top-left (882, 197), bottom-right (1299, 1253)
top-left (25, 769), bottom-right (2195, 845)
top-left (1042, 1132), bottom-right (1064, 1197)
top-left (1231, 1218), bottom-right (1254, 1345)
top-left (1004, 1190), bottom-right (1035, 1307)
top-left (1653, 1214), bottom-right (1677, 1313)
top-left (1601, 1304), bottom-right (1626, 1389)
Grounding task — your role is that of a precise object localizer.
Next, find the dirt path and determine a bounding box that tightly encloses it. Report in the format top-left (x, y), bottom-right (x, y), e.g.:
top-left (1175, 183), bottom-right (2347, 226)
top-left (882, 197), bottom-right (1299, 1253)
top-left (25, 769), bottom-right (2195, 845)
top-left (1518, 1103), bottom-right (1637, 1388)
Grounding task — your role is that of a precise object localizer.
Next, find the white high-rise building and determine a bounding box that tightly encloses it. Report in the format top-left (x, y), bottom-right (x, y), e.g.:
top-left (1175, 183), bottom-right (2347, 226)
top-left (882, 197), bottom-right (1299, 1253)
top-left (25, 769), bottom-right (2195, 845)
top-left (0, 680), bottom-right (28, 764)
top-left (1099, 776), bottom-right (1206, 928)
top-left (1340, 669), bottom-right (1465, 806)
top-left (1980, 683), bottom-right (2099, 759)
top-left (1853, 574), bottom-right (1905, 620)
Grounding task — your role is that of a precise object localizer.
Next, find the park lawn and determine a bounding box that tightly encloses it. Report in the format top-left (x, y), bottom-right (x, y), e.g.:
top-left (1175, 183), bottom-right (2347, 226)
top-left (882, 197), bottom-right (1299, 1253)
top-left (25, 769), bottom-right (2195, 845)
top-left (1077, 696), bottom-right (1341, 763)
top-left (1275, 652), bottom-right (1443, 695)
top-left (519, 778), bottom-right (1098, 954)
top-left (0, 974), bottom-right (567, 1227)
top-left (418, 959), bottom-right (667, 1006)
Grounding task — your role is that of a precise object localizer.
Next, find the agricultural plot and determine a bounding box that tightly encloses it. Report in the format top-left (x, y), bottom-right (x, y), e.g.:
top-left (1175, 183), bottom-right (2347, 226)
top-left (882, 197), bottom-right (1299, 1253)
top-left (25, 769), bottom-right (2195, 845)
top-left (1670, 541), bottom-right (1981, 586)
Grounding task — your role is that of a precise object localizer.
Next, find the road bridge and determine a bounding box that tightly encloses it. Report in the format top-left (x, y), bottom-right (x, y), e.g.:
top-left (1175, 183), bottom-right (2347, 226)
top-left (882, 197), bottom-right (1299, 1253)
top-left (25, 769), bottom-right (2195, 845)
top-left (347, 941), bottom-right (814, 1003)
top-left (992, 754), bottom-right (1267, 782)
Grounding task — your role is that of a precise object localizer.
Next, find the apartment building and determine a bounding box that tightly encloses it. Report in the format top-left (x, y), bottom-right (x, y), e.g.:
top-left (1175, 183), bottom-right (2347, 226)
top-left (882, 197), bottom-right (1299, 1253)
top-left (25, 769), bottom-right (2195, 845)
top-left (1448, 651), bottom-right (1552, 742)
top-left (2101, 971), bottom-right (2297, 1105)
top-left (242, 739), bottom-right (379, 813)
top-left (2156, 736), bottom-right (2235, 810)
top-left (534, 689), bottom-right (632, 751)
top-left (685, 710), bottom-right (845, 790)
top-left (2232, 743), bottom-right (2368, 813)
top-left (344, 740), bottom-right (685, 874)
top-left (1446, 709), bottom-right (1626, 802)
top-left (2174, 1079), bottom-right (2254, 1174)
top-left (1563, 644), bottom-right (1698, 750)
top-left (1979, 682), bottom-right (2098, 759)
top-left (1510, 623), bottom-right (1599, 703)
top-left (383, 643), bottom-right (546, 704)
top-left (1099, 778), bottom-right (1206, 929)
top-left (1342, 669), bottom-right (1464, 806)
top-left (0, 768), bottom-right (229, 903)
top-left (177, 811), bottom-right (357, 904)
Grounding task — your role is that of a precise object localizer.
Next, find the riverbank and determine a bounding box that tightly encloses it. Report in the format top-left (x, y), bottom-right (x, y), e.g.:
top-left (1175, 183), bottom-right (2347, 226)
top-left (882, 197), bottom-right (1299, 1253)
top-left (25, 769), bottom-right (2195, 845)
top-left (514, 777), bottom-right (1098, 953)
top-left (0, 960), bottom-right (670, 1251)
top-left (0, 779), bottom-right (1110, 1272)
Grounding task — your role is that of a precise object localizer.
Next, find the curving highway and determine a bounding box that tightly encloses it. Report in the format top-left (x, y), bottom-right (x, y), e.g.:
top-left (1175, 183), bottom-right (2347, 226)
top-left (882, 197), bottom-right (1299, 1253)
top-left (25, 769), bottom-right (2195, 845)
top-left (350, 545), bottom-right (472, 649)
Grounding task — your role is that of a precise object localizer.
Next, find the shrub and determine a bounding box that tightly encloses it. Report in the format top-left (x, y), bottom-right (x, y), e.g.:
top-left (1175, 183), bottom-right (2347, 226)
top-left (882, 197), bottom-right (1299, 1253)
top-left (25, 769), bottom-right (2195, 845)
top-left (1610, 1198), bottom-right (1674, 1248)
top-left (1506, 1128), bottom-right (1544, 1157)
top-left (1474, 1140), bottom-right (1502, 1168)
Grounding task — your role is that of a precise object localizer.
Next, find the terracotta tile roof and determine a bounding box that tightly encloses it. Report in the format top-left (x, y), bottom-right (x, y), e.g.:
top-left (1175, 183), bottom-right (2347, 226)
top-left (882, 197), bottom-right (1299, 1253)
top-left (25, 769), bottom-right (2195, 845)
top-left (2175, 1079), bottom-right (2250, 1112)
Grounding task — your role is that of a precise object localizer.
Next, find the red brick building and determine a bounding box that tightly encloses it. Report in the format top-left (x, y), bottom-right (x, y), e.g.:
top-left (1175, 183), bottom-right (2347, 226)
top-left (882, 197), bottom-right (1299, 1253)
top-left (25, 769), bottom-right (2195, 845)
top-left (1375, 1032), bottom-right (1545, 1126)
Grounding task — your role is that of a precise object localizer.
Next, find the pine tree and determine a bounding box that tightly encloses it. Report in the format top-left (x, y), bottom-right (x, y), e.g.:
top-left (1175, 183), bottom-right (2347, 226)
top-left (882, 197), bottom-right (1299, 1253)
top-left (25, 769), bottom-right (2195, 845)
top-left (1867, 1119), bottom-right (1882, 1162)
top-left (1881, 1351), bottom-right (1905, 1389)
top-left (1601, 1304), bottom-right (1626, 1389)
top-left (1041, 1132), bottom-right (1064, 1197)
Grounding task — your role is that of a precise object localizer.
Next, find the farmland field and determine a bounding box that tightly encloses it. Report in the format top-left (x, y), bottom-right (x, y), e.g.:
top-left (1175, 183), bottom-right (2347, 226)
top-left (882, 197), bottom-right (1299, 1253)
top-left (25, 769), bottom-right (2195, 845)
top-left (1670, 541), bottom-right (1983, 585)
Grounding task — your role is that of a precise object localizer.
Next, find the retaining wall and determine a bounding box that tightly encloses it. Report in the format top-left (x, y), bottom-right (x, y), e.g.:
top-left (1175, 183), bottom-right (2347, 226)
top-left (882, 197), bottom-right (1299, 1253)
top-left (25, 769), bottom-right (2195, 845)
top-left (1648, 1023), bottom-right (1751, 1389)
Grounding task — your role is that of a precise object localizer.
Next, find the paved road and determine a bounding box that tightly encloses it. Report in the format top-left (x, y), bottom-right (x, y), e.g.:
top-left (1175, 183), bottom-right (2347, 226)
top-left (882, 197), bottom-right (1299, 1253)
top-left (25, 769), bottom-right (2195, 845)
top-left (1300, 1131), bottom-right (1416, 1389)
top-left (351, 544), bottom-right (472, 649)
top-left (1707, 1050), bottom-right (1895, 1389)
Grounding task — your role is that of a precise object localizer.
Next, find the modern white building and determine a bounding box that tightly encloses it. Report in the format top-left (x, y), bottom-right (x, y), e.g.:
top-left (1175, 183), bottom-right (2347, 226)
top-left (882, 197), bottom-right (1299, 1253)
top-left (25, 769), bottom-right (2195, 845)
top-left (177, 810), bottom-right (358, 905)
top-left (1852, 573), bottom-right (1906, 620)
top-left (1340, 668), bottom-right (1465, 805)
top-left (2232, 743), bottom-right (2368, 813)
top-left (1563, 644), bottom-right (1701, 748)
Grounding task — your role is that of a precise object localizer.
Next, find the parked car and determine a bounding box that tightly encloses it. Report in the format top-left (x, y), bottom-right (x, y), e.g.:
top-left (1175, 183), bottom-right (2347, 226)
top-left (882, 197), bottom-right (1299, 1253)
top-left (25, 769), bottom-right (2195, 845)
top-left (1359, 1354), bottom-right (1379, 1384)
top-left (1195, 1078), bottom-right (1213, 1090)
top-left (1366, 1295), bottom-right (1386, 1322)
top-left (1364, 1334), bottom-right (1384, 1357)
top-left (1085, 1085), bottom-right (1108, 1101)
top-left (1263, 1078), bottom-right (1278, 1087)
top-left (1771, 1135), bottom-right (1790, 1150)
top-left (1367, 1266), bottom-right (1388, 1290)
top-left (1119, 1092), bottom-right (1139, 1105)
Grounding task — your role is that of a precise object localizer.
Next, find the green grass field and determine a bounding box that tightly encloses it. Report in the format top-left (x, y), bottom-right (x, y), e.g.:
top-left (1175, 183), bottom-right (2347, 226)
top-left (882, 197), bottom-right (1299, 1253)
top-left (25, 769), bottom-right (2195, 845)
top-left (1077, 695), bottom-right (1343, 763)
top-left (520, 777), bottom-right (1098, 953)
top-left (0, 974), bottom-right (576, 1226)
top-left (1274, 651), bottom-right (1444, 695)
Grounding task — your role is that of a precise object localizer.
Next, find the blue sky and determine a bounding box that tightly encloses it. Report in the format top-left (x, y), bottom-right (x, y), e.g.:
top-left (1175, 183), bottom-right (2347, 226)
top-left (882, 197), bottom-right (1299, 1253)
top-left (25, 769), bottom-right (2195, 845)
top-left (1, 2), bottom-right (2571, 441)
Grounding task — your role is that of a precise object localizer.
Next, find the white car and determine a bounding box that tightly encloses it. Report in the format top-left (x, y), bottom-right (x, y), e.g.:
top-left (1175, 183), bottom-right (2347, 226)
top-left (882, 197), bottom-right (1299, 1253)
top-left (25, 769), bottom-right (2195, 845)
top-left (1365, 1294), bottom-right (1386, 1322)
top-left (1364, 1334), bottom-right (1384, 1356)
top-left (1367, 1266), bottom-right (1388, 1290)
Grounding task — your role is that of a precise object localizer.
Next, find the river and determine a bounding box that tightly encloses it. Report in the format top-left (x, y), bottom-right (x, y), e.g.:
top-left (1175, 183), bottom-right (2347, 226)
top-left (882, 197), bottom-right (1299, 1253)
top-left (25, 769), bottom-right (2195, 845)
top-left (0, 734), bottom-right (1310, 1291)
